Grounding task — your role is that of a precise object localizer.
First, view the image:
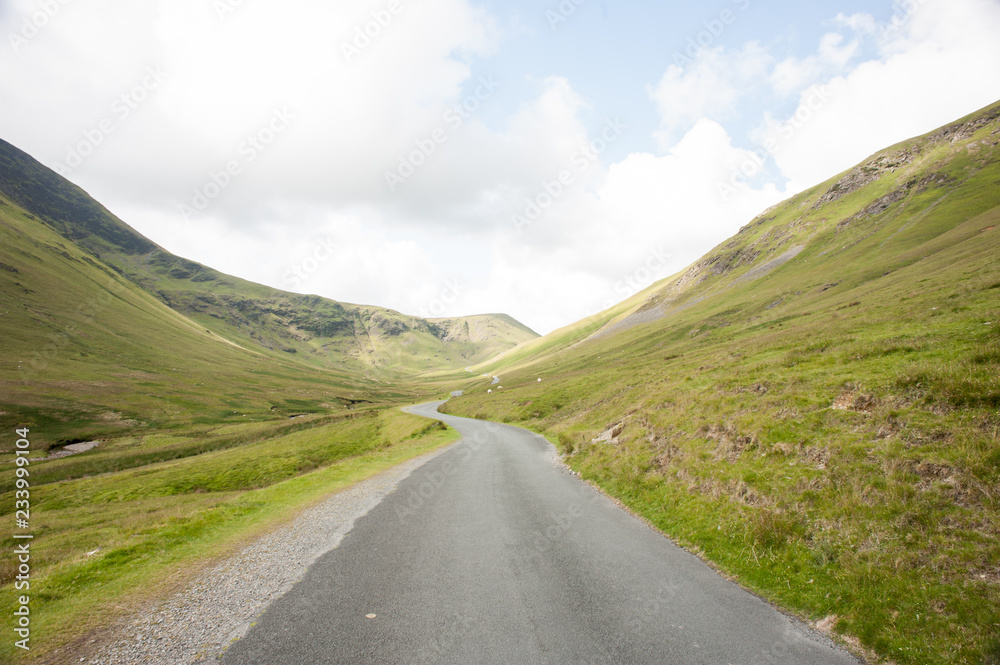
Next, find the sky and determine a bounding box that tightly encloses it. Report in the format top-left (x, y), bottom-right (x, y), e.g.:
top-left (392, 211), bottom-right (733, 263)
top-left (2, 0), bottom-right (1000, 335)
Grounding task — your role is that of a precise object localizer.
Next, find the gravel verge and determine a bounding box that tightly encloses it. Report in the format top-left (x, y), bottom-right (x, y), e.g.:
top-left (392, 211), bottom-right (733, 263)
top-left (87, 444), bottom-right (455, 664)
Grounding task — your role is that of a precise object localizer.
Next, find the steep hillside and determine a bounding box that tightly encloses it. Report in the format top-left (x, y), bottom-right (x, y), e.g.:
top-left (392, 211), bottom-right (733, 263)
top-left (593, 100), bottom-right (1000, 342)
top-left (444, 100), bottom-right (1000, 664)
top-left (0, 138), bottom-right (537, 378)
top-left (481, 101), bottom-right (1000, 377)
top-left (0, 189), bottom-right (391, 446)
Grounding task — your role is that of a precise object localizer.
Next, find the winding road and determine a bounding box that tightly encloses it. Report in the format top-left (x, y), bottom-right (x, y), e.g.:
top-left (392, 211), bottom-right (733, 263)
top-left (221, 401), bottom-right (859, 665)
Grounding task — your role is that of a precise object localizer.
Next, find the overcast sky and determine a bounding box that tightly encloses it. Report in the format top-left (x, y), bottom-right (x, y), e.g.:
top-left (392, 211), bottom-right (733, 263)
top-left (3, 0), bottom-right (1000, 334)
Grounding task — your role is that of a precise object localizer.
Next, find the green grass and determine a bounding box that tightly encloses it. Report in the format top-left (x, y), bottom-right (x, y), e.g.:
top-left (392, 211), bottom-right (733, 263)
top-left (0, 407), bottom-right (458, 664)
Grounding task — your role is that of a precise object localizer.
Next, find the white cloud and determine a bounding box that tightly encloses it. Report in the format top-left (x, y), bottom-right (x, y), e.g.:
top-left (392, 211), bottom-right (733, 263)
top-left (648, 42), bottom-right (773, 145)
top-left (120, 203), bottom-right (449, 316)
top-left (0, 0), bottom-right (500, 213)
top-left (832, 12), bottom-right (879, 35)
top-left (380, 76), bottom-right (595, 233)
top-left (766, 0), bottom-right (1000, 192)
top-left (480, 118), bottom-right (787, 333)
top-left (770, 32), bottom-right (861, 96)
top-left (647, 0), bottom-right (1000, 207)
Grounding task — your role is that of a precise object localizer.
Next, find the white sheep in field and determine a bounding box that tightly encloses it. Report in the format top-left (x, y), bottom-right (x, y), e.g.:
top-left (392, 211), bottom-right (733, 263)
top-left (487, 389), bottom-right (492, 394)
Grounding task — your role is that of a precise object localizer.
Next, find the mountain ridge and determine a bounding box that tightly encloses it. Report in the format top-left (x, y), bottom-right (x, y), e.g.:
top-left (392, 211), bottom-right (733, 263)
top-left (478, 98), bottom-right (1000, 375)
top-left (594, 98), bottom-right (1000, 342)
top-left (0, 137), bottom-right (537, 377)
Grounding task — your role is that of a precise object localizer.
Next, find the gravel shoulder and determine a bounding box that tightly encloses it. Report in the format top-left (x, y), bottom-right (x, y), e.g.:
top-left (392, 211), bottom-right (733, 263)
top-left (88, 443), bottom-right (456, 664)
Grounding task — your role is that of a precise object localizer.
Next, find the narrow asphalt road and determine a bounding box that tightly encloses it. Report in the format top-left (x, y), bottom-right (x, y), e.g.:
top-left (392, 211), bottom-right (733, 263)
top-left (222, 401), bottom-right (860, 665)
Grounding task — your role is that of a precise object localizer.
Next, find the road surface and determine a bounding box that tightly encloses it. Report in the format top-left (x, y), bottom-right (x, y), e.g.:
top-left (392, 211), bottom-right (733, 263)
top-left (222, 401), bottom-right (859, 665)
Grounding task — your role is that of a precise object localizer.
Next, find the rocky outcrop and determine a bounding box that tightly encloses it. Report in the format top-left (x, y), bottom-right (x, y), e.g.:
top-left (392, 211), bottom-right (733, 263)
top-left (814, 151), bottom-right (916, 208)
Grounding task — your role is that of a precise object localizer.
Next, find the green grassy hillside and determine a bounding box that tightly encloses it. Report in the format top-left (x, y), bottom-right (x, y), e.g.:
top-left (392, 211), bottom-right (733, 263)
top-left (0, 137), bottom-right (537, 380)
top-left (0, 190), bottom-right (392, 446)
top-left (443, 100), bottom-right (1000, 664)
